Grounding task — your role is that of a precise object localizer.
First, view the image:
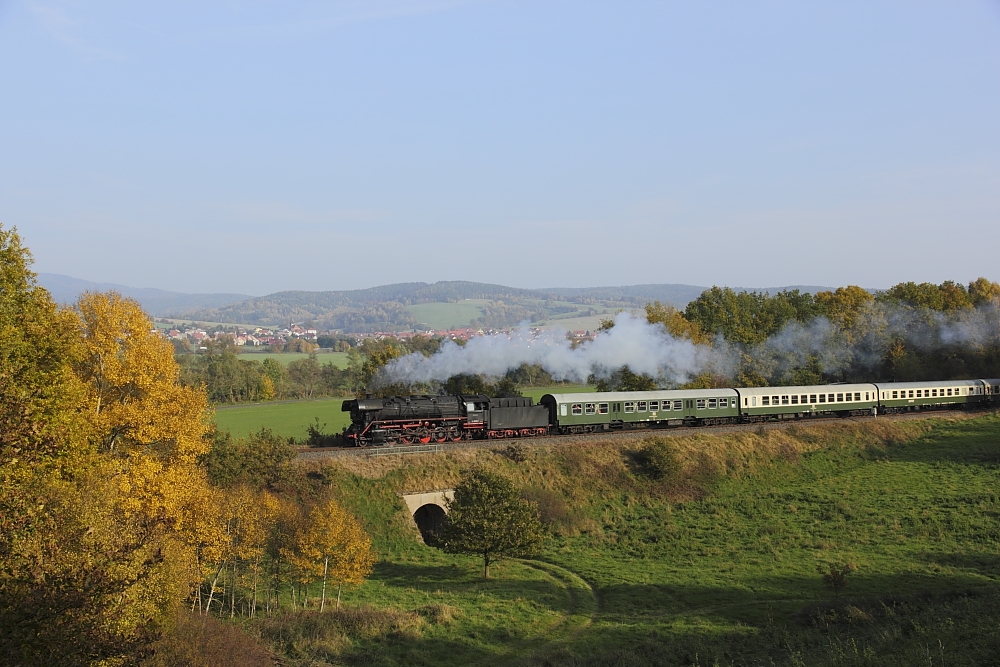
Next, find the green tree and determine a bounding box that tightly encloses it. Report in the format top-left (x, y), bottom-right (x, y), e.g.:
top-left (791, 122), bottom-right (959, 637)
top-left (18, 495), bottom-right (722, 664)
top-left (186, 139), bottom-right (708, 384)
top-left (288, 354), bottom-right (322, 398)
top-left (814, 285), bottom-right (874, 333)
top-left (593, 365), bottom-right (658, 392)
top-left (644, 301), bottom-right (708, 343)
top-left (969, 277), bottom-right (1000, 306)
top-left (818, 562), bottom-right (857, 599)
top-left (202, 428), bottom-right (296, 489)
top-left (442, 470), bottom-right (546, 579)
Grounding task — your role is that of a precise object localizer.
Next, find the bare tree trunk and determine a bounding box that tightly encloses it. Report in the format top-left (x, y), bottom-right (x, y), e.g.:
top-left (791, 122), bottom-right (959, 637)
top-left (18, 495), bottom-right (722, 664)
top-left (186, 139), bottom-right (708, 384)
top-left (337, 584), bottom-right (342, 610)
top-left (230, 559), bottom-right (237, 618)
top-left (320, 557), bottom-right (329, 613)
top-left (251, 559), bottom-right (260, 619)
top-left (484, 552), bottom-right (491, 579)
top-left (205, 562), bottom-right (226, 616)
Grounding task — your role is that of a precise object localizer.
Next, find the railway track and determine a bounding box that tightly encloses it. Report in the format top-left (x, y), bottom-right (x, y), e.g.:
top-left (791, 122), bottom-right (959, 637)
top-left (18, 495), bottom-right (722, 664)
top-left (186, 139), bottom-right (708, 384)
top-left (295, 408), bottom-right (986, 462)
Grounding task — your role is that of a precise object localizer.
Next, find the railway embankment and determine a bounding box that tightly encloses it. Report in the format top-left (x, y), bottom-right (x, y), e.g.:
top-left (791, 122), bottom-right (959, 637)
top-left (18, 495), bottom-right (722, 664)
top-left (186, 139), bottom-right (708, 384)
top-left (295, 408), bottom-right (986, 463)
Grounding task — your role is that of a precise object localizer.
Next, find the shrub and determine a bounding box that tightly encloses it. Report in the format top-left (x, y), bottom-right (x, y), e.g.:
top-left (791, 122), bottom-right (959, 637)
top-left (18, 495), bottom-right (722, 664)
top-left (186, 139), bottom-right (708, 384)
top-left (145, 612), bottom-right (273, 667)
top-left (637, 438), bottom-right (682, 482)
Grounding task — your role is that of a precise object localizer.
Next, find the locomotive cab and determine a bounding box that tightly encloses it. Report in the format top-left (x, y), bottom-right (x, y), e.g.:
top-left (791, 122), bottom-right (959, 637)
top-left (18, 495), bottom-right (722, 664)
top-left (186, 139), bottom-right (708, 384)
top-left (462, 397), bottom-right (489, 425)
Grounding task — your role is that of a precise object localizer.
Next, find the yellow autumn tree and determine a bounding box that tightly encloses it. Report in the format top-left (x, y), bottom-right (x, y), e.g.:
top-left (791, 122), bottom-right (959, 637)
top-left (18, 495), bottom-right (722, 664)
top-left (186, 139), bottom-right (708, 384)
top-left (644, 301), bottom-right (710, 344)
top-left (288, 498), bottom-right (376, 611)
top-left (814, 285), bottom-right (874, 335)
top-left (202, 485), bottom-right (279, 618)
top-left (71, 292), bottom-right (216, 637)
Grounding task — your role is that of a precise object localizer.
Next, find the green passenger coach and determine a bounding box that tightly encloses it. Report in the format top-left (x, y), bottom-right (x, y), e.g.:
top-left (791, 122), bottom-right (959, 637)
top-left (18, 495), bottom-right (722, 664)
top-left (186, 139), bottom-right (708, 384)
top-left (540, 389), bottom-right (740, 434)
top-left (874, 380), bottom-right (982, 413)
top-left (736, 383), bottom-right (879, 420)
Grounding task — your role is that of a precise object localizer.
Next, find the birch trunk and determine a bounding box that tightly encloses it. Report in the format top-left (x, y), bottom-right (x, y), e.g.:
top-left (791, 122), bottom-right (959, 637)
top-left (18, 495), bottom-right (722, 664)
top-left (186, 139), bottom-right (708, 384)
top-left (320, 557), bottom-right (329, 613)
top-left (205, 563), bottom-right (226, 616)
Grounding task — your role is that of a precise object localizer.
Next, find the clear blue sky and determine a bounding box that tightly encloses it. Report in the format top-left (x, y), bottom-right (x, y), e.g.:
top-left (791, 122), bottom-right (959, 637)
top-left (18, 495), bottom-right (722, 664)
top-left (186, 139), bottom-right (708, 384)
top-left (2, 1), bottom-right (998, 295)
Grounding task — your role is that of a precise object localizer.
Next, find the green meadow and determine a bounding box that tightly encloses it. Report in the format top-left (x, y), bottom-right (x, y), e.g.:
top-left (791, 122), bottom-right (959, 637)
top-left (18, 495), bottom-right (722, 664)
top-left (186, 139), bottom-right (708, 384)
top-left (248, 412), bottom-right (1000, 665)
top-left (236, 351), bottom-right (351, 367)
top-left (406, 300), bottom-right (489, 330)
top-left (214, 398), bottom-right (350, 439)
top-left (213, 385), bottom-right (594, 441)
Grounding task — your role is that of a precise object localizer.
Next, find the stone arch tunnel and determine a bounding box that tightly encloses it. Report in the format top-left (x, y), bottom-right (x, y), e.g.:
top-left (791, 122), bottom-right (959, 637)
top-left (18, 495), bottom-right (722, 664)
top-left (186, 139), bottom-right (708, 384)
top-left (400, 490), bottom-right (454, 546)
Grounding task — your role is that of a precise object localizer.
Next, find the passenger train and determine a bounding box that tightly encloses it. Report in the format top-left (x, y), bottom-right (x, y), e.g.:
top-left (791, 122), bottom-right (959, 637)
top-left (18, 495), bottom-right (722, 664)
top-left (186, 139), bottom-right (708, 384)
top-left (341, 378), bottom-right (1000, 447)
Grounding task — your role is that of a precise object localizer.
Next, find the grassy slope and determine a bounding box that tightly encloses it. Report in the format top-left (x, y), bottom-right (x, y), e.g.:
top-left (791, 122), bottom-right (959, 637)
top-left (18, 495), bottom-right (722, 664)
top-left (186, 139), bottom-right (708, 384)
top-left (260, 413), bottom-right (1000, 666)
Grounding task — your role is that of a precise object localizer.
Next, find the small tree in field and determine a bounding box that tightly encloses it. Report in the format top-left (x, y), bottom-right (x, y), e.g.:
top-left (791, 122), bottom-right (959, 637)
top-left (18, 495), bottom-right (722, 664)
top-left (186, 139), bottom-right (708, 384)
top-left (441, 470), bottom-right (546, 579)
top-left (818, 562), bottom-right (857, 599)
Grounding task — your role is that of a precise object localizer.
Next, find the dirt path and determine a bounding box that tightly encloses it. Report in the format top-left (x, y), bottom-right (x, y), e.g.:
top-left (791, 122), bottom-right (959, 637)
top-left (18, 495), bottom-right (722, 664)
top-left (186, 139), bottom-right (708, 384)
top-left (470, 560), bottom-right (599, 667)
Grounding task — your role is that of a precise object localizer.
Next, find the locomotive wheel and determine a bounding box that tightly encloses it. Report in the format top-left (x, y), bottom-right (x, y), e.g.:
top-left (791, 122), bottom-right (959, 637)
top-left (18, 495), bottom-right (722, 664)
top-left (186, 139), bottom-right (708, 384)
top-left (418, 428), bottom-right (432, 444)
top-left (433, 428), bottom-right (447, 443)
top-left (398, 432), bottom-right (415, 444)
top-left (448, 426), bottom-right (463, 442)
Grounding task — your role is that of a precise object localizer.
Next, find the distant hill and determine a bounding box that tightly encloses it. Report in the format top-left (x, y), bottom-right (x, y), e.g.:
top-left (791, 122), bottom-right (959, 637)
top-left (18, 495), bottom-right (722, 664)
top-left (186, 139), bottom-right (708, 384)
top-left (37, 274), bottom-right (842, 331)
top-left (37, 273), bottom-right (254, 317)
top-left (176, 281), bottom-right (839, 331)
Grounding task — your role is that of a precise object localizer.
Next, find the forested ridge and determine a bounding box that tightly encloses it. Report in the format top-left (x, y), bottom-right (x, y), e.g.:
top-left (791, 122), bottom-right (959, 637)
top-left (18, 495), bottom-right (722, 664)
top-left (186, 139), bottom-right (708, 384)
top-left (175, 281), bottom-right (837, 331)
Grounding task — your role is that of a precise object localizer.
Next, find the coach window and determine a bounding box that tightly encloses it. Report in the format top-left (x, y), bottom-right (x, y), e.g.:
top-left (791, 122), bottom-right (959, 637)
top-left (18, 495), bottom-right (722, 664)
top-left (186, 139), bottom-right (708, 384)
top-left (908, 390), bottom-right (913, 398)
top-left (791, 395), bottom-right (798, 405)
top-left (662, 401), bottom-right (671, 411)
top-left (865, 392), bottom-right (869, 401)
top-left (598, 403), bottom-right (609, 414)
top-left (571, 403), bottom-right (582, 415)
top-left (947, 388), bottom-right (952, 396)
top-left (624, 401), bottom-right (634, 413)
top-left (694, 399), bottom-right (704, 410)
top-left (560, 404), bottom-right (568, 416)
top-left (810, 394), bottom-right (817, 403)
top-left (773, 396), bottom-right (780, 405)
top-left (827, 394), bottom-right (835, 402)
top-left (673, 401), bottom-right (682, 411)
top-left (818, 394), bottom-right (826, 403)
top-left (835, 393), bottom-right (843, 402)
top-left (585, 403), bottom-right (596, 415)
top-left (892, 391), bottom-right (898, 399)
top-left (649, 400), bottom-right (659, 411)
top-left (931, 389), bottom-right (937, 397)
top-left (761, 396), bottom-right (770, 406)
top-left (637, 401), bottom-right (647, 412)
top-left (708, 398), bottom-right (717, 409)
top-left (781, 395), bottom-right (789, 405)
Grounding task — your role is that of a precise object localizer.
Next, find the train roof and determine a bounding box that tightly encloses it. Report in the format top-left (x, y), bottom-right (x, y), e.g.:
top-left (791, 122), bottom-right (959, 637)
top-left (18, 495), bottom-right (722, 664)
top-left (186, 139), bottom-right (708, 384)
top-left (872, 379), bottom-right (983, 389)
top-left (540, 388), bottom-right (738, 404)
top-left (737, 383), bottom-right (877, 397)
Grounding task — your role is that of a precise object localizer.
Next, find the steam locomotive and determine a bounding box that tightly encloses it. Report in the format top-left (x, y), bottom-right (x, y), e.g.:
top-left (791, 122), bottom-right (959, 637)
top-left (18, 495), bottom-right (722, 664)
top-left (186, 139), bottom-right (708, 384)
top-left (341, 378), bottom-right (1000, 447)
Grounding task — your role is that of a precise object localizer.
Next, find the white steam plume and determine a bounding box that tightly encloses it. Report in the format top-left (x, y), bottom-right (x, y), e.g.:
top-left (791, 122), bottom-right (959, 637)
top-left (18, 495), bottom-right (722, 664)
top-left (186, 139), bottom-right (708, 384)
top-left (377, 312), bottom-right (723, 387)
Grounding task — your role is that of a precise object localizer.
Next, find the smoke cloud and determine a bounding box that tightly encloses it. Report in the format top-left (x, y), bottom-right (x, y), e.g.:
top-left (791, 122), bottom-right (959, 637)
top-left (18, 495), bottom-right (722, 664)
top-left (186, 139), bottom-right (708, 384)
top-left (376, 300), bottom-right (1000, 390)
top-left (377, 312), bottom-right (723, 387)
